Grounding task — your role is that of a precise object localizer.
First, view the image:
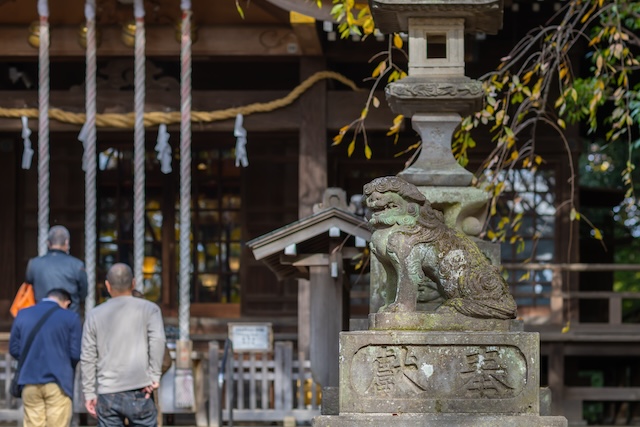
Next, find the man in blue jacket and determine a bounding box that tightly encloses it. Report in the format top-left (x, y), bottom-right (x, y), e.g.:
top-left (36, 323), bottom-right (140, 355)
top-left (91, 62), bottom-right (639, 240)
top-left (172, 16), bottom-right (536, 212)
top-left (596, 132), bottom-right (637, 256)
top-left (10, 288), bottom-right (82, 427)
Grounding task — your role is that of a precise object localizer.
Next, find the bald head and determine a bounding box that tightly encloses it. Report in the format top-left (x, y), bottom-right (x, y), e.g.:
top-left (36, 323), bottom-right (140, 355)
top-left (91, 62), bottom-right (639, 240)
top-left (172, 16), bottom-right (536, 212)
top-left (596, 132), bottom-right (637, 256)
top-left (106, 263), bottom-right (134, 295)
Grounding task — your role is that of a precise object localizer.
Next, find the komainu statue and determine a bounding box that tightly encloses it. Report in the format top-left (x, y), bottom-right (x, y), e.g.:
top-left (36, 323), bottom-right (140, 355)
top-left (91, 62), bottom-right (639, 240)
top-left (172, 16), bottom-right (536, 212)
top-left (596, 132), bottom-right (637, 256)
top-left (363, 176), bottom-right (517, 320)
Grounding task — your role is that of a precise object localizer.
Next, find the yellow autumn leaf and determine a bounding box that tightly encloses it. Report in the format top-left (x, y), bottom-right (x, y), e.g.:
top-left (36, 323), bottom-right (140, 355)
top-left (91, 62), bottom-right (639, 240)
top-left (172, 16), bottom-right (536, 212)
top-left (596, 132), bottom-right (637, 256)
top-left (557, 118), bottom-right (566, 129)
top-left (347, 140), bottom-right (356, 157)
top-left (393, 33), bottom-right (403, 49)
top-left (570, 208), bottom-right (579, 221)
top-left (372, 96), bottom-right (380, 108)
top-left (561, 321), bottom-right (571, 334)
top-left (362, 18), bottom-right (375, 35)
top-left (236, 1), bottom-right (245, 19)
top-left (593, 228), bottom-right (603, 240)
top-left (554, 96), bottom-right (564, 108)
top-left (372, 61), bottom-right (386, 78)
top-left (332, 134), bottom-right (343, 145)
top-left (364, 144), bottom-right (372, 159)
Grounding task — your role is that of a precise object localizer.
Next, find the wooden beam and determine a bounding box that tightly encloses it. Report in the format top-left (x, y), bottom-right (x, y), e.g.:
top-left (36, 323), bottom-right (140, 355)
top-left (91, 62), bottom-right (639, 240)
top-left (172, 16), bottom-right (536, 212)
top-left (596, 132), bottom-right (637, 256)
top-left (289, 12), bottom-right (323, 56)
top-left (565, 387), bottom-right (640, 401)
top-left (282, 254), bottom-right (329, 266)
top-left (0, 25), bottom-right (302, 58)
top-left (281, 248), bottom-right (362, 266)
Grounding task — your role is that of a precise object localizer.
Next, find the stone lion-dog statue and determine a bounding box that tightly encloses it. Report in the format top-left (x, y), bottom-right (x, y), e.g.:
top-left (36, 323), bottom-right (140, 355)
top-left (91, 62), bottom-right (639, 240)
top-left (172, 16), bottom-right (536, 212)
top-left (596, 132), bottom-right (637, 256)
top-left (363, 176), bottom-right (517, 320)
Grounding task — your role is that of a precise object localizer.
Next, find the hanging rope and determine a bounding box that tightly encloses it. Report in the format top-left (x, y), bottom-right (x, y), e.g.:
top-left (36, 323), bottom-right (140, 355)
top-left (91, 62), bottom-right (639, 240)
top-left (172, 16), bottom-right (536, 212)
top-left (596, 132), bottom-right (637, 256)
top-left (0, 71), bottom-right (361, 128)
top-left (179, 1), bottom-right (192, 342)
top-left (37, 0), bottom-right (50, 256)
top-left (133, 0), bottom-right (146, 292)
top-left (84, 0), bottom-right (97, 312)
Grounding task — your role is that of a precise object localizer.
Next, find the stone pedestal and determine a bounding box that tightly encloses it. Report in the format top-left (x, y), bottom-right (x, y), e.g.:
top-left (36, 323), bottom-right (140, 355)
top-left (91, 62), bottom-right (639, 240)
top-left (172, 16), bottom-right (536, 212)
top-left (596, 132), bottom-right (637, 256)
top-left (398, 113), bottom-right (473, 187)
top-left (312, 330), bottom-right (567, 427)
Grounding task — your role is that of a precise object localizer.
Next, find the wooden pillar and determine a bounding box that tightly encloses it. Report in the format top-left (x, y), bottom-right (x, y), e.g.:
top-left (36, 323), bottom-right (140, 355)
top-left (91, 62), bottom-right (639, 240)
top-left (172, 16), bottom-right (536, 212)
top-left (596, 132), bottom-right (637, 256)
top-left (0, 138), bottom-right (16, 304)
top-left (548, 343), bottom-right (565, 417)
top-left (309, 265), bottom-right (342, 387)
top-left (298, 57), bottom-right (328, 360)
top-left (298, 57), bottom-right (327, 218)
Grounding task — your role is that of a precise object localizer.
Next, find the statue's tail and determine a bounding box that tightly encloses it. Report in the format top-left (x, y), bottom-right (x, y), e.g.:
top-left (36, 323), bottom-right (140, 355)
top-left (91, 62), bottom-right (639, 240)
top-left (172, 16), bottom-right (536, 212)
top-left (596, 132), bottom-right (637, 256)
top-left (445, 296), bottom-right (517, 320)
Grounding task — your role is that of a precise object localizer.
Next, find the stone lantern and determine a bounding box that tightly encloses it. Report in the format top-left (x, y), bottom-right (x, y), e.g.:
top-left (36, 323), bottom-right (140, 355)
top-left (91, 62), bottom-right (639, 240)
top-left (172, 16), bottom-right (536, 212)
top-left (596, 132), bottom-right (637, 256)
top-left (371, 0), bottom-right (503, 216)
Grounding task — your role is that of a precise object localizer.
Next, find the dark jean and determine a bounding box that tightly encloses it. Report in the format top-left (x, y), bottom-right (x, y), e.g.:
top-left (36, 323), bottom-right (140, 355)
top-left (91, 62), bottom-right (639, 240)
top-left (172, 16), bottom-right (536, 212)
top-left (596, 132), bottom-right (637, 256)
top-left (97, 390), bottom-right (158, 427)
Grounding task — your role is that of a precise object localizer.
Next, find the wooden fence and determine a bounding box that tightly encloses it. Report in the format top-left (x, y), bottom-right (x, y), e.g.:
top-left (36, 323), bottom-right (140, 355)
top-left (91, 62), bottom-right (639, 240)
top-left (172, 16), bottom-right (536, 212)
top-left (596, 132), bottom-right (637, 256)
top-left (0, 352), bottom-right (22, 425)
top-left (208, 340), bottom-right (321, 427)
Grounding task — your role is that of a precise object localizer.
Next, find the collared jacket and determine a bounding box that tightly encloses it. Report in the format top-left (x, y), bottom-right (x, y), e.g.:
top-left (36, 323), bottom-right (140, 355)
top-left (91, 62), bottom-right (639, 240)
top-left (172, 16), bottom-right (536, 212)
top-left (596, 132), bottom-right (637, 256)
top-left (26, 249), bottom-right (88, 314)
top-left (9, 300), bottom-right (83, 398)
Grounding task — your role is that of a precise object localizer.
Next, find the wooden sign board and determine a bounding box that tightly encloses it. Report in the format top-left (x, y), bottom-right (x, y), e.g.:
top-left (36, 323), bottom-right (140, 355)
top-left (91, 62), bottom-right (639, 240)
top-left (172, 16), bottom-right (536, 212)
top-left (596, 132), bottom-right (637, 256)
top-left (228, 322), bottom-right (273, 352)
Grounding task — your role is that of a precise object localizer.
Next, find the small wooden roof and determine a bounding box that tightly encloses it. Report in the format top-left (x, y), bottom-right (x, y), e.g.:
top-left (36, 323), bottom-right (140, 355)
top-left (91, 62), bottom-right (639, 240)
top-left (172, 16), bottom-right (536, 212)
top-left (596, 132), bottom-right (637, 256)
top-left (247, 200), bottom-right (371, 280)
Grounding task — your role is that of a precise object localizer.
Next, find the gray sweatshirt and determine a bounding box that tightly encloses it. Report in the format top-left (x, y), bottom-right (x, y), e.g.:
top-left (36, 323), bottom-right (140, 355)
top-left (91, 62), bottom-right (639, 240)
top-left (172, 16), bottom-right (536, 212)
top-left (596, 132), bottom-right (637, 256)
top-left (81, 295), bottom-right (166, 400)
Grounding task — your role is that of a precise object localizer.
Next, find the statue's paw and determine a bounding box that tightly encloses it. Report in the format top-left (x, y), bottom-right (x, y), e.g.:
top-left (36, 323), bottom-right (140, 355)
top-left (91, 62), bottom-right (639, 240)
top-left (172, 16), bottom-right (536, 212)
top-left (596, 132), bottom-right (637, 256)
top-left (435, 304), bottom-right (459, 315)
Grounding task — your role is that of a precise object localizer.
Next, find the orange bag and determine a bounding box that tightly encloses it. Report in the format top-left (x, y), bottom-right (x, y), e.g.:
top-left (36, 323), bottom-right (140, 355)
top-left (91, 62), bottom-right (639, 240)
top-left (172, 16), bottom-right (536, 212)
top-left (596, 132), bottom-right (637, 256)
top-left (10, 283), bottom-right (35, 318)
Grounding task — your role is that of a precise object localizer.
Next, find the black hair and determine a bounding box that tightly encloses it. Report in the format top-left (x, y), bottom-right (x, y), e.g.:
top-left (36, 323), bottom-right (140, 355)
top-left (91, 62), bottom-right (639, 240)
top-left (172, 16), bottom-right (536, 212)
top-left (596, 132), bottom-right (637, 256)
top-left (47, 288), bottom-right (72, 302)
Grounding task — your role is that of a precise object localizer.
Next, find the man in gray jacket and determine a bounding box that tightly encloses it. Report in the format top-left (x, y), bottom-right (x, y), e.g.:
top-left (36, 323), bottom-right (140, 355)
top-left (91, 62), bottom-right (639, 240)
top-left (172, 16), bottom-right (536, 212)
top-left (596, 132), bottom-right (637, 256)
top-left (81, 263), bottom-right (166, 426)
top-left (26, 225), bottom-right (88, 314)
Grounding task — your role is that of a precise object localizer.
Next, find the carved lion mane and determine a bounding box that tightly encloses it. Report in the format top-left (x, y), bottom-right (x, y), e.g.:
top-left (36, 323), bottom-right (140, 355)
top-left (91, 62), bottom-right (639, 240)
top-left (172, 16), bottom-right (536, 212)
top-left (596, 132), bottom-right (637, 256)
top-left (364, 176), bottom-right (517, 320)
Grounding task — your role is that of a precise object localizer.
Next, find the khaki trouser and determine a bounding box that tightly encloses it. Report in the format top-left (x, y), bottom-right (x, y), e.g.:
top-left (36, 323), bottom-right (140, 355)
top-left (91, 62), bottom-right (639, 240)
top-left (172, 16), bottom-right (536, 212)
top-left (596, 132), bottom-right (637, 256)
top-left (22, 383), bottom-right (73, 427)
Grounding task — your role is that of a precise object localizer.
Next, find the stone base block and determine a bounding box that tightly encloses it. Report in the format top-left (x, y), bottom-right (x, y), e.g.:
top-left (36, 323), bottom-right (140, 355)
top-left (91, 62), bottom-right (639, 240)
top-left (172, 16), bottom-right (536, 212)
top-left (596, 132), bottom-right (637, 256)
top-left (369, 311), bottom-right (522, 331)
top-left (340, 331), bottom-right (540, 415)
top-left (313, 413), bottom-right (567, 427)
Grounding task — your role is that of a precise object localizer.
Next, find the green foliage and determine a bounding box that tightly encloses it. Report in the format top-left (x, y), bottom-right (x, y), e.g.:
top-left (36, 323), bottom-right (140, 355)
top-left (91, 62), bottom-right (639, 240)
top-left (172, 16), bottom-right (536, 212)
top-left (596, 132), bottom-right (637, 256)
top-left (327, 0), bottom-right (640, 243)
top-left (452, 0), bottom-right (640, 241)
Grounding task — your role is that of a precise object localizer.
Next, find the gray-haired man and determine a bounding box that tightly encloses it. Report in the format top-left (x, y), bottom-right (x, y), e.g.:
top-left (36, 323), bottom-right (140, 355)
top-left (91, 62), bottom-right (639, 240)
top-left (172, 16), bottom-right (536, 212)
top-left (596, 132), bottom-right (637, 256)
top-left (25, 225), bottom-right (88, 314)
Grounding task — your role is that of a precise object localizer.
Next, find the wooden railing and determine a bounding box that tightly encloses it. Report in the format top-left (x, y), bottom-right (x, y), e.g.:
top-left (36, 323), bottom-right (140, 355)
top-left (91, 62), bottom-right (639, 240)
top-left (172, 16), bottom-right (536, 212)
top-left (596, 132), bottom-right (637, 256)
top-left (502, 263), bottom-right (640, 327)
top-left (208, 340), bottom-right (321, 427)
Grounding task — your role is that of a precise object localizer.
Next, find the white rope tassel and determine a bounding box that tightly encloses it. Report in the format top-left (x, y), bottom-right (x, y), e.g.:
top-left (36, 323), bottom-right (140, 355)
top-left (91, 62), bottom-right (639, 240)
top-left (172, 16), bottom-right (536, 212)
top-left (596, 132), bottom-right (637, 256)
top-left (155, 124), bottom-right (172, 174)
top-left (234, 114), bottom-right (248, 167)
top-left (84, 0), bottom-right (97, 312)
top-left (21, 116), bottom-right (34, 170)
top-left (37, 6), bottom-right (50, 257)
top-left (133, 0), bottom-right (146, 292)
top-left (179, 6), bottom-right (192, 342)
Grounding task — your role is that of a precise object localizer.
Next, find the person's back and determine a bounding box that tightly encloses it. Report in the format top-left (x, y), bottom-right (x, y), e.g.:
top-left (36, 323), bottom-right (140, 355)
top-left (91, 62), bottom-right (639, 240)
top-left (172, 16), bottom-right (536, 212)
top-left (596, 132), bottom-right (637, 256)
top-left (82, 296), bottom-right (165, 394)
top-left (26, 225), bottom-right (88, 314)
top-left (9, 289), bottom-right (82, 427)
top-left (81, 262), bottom-right (166, 427)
